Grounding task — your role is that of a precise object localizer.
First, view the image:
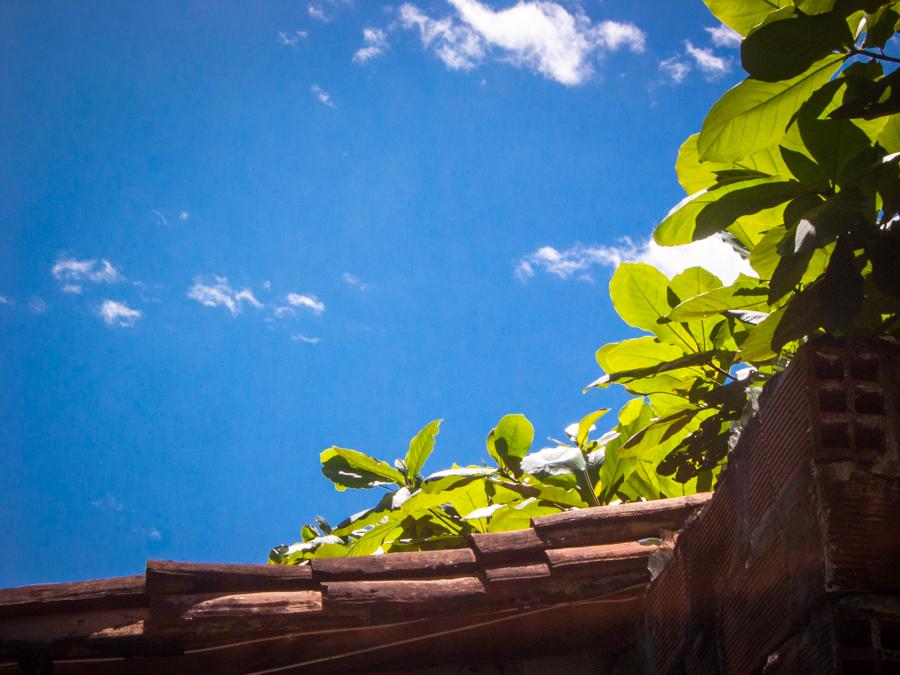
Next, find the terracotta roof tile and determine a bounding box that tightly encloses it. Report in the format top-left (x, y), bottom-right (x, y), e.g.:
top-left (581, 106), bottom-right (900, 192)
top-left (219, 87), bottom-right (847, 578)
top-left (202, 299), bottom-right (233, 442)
top-left (0, 493), bottom-right (711, 672)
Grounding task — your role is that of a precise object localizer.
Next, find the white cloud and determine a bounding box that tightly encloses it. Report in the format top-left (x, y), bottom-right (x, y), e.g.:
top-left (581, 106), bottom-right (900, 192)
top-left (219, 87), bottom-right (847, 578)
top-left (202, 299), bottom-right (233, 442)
top-left (705, 24), bottom-right (742, 48)
top-left (147, 528), bottom-right (162, 541)
top-left (52, 258), bottom-right (124, 285)
top-left (278, 29), bottom-right (309, 46)
top-left (291, 333), bottom-right (321, 344)
top-left (286, 293), bottom-right (326, 315)
top-left (308, 5), bottom-right (330, 21)
top-left (354, 27), bottom-right (389, 63)
top-left (179, 210), bottom-right (190, 221)
top-left (91, 494), bottom-right (125, 511)
top-left (187, 277), bottom-right (262, 316)
top-left (684, 40), bottom-right (730, 79)
top-left (234, 289), bottom-right (263, 309)
top-left (659, 56), bottom-right (691, 83)
top-left (61, 284), bottom-right (82, 294)
top-left (273, 306), bottom-right (296, 319)
top-left (0, 295), bottom-right (10, 305)
top-left (99, 300), bottom-right (142, 328)
top-left (342, 272), bottom-right (369, 291)
top-left (152, 209), bottom-right (169, 226)
top-left (311, 84), bottom-right (335, 107)
top-left (399, 1), bottom-right (644, 85)
top-left (308, 0), bottom-right (350, 22)
top-left (28, 296), bottom-right (47, 314)
top-left (400, 4), bottom-right (486, 70)
top-left (515, 235), bottom-right (754, 285)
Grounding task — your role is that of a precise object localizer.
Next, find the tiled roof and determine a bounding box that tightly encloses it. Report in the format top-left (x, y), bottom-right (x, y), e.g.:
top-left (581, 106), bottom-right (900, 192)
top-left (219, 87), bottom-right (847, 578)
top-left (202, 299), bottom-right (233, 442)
top-left (0, 494), bottom-right (709, 674)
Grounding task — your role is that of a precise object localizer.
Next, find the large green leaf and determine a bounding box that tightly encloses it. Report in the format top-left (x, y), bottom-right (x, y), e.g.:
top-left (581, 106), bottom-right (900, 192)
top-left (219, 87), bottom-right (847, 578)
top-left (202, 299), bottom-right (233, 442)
top-left (609, 263), bottom-right (697, 348)
top-left (655, 176), bottom-right (801, 245)
top-left (698, 55), bottom-right (845, 163)
top-left (594, 337), bottom-right (685, 384)
top-left (577, 409), bottom-right (609, 448)
top-left (404, 419), bottom-right (442, 483)
top-left (668, 275), bottom-right (769, 320)
top-left (487, 499), bottom-right (562, 532)
top-left (320, 447), bottom-right (405, 491)
top-left (741, 11), bottom-right (852, 82)
top-left (521, 445), bottom-right (587, 476)
top-left (703, 0), bottom-right (792, 35)
top-left (486, 414), bottom-right (534, 476)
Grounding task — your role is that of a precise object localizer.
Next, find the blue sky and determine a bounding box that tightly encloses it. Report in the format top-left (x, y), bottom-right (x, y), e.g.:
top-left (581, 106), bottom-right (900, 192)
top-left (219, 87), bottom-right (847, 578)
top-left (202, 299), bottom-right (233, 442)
top-left (0, 0), bottom-right (750, 586)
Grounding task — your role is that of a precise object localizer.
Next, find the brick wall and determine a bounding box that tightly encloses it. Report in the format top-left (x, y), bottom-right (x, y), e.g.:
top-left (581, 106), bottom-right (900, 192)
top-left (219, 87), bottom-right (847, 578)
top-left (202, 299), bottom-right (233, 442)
top-left (642, 339), bottom-right (900, 675)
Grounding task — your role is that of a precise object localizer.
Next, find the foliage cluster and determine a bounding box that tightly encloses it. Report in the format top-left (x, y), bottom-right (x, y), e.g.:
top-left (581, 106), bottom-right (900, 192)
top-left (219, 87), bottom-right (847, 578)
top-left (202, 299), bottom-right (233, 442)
top-left (270, 0), bottom-right (900, 564)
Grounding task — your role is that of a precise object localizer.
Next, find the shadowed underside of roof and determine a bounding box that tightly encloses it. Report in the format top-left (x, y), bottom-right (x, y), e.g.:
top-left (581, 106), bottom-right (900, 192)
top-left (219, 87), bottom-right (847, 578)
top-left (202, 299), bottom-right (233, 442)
top-left (0, 494), bottom-right (710, 674)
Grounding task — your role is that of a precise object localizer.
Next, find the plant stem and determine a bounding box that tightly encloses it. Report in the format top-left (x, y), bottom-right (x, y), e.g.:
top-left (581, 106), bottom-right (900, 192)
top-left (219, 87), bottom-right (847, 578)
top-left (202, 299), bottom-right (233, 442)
top-left (849, 48), bottom-right (900, 64)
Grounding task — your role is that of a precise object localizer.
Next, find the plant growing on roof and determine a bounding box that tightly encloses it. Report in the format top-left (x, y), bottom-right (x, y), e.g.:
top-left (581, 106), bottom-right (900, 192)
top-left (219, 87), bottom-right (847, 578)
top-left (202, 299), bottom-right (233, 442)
top-left (272, 0), bottom-right (900, 562)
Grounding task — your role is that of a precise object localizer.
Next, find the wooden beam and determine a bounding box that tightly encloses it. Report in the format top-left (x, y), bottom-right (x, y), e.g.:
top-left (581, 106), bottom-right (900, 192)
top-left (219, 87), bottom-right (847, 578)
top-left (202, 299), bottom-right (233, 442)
top-left (532, 494), bottom-right (712, 547)
top-left (0, 576), bottom-right (146, 619)
top-left (482, 563), bottom-right (551, 584)
top-left (145, 561), bottom-right (315, 596)
top-left (545, 541), bottom-right (654, 577)
top-left (310, 549), bottom-right (475, 581)
top-left (151, 590), bottom-right (322, 623)
top-left (322, 578), bottom-right (487, 618)
top-left (468, 528), bottom-right (545, 563)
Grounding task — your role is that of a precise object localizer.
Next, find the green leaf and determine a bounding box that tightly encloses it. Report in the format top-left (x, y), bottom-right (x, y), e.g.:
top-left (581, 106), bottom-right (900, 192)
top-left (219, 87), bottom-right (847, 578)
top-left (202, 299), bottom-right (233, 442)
top-left (675, 134), bottom-right (794, 195)
top-left (703, 0), bottom-right (792, 35)
top-left (772, 281), bottom-right (824, 351)
top-left (486, 414), bottom-right (534, 476)
top-left (863, 4), bottom-right (900, 49)
top-left (577, 409), bottom-right (609, 448)
top-left (655, 176), bottom-right (802, 245)
top-left (609, 263), bottom-right (696, 348)
top-left (740, 305), bottom-right (787, 361)
top-left (594, 337), bottom-right (686, 385)
top-left (320, 446), bottom-right (406, 491)
top-left (521, 445), bottom-right (587, 477)
top-left (404, 419), bottom-right (442, 484)
top-left (818, 235), bottom-right (864, 333)
top-left (487, 499), bottom-right (562, 533)
top-left (741, 11), bottom-right (852, 82)
top-left (694, 180), bottom-right (806, 241)
top-left (698, 55), bottom-right (844, 163)
top-left (668, 275), bottom-right (769, 321)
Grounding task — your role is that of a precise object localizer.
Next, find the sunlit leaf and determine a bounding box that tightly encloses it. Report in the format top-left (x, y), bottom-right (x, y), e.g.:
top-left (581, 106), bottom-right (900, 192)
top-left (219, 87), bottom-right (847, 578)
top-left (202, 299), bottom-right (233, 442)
top-left (404, 419), bottom-right (442, 484)
top-left (321, 447), bottom-right (405, 491)
top-left (698, 55), bottom-right (844, 163)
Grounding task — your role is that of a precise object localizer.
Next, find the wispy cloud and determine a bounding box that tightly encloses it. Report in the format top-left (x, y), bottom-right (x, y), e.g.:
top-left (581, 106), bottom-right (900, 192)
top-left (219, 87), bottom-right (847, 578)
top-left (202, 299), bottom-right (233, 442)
top-left (659, 38), bottom-right (731, 84)
top-left (307, 0), bottom-right (351, 22)
top-left (659, 56), bottom-right (691, 83)
top-left (515, 235), bottom-right (754, 285)
top-left (287, 293), bottom-right (326, 315)
top-left (187, 277), bottom-right (263, 316)
top-left (354, 27), bottom-right (389, 63)
top-left (684, 40), bottom-right (730, 79)
top-left (28, 296), bottom-right (48, 314)
top-left (91, 494), bottom-right (125, 512)
top-left (0, 295), bottom-right (11, 305)
top-left (179, 211), bottom-right (190, 221)
top-left (311, 84), bottom-right (335, 107)
top-left (342, 272), bottom-right (369, 291)
top-left (291, 333), bottom-right (321, 344)
top-left (705, 24), bottom-right (741, 48)
top-left (278, 29), bottom-right (309, 46)
top-left (308, 5), bottom-right (329, 21)
top-left (99, 300), bottom-right (143, 327)
top-left (399, 0), bottom-right (644, 85)
top-left (52, 258), bottom-right (124, 288)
